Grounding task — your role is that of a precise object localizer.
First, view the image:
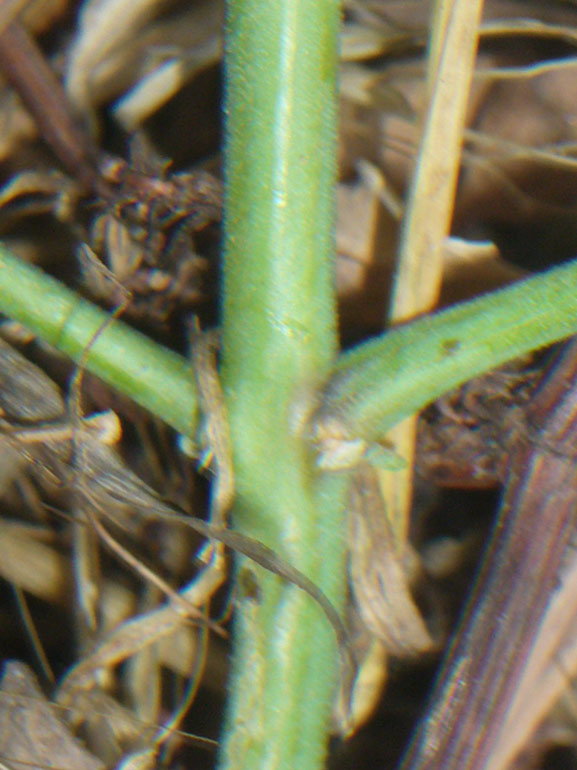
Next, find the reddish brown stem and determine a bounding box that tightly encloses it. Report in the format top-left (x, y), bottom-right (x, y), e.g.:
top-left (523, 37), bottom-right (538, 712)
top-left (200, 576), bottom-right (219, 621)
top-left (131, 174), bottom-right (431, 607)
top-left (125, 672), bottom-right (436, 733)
top-left (400, 338), bottom-right (577, 770)
top-left (0, 21), bottom-right (102, 193)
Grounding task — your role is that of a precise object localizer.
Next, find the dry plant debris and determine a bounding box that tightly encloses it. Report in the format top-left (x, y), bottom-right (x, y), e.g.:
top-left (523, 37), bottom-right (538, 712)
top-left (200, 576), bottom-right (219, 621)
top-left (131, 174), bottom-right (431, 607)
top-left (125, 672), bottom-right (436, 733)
top-left (2, 1), bottom-right (577, 770)
top-left (0, 661), bottom-right (104, 770)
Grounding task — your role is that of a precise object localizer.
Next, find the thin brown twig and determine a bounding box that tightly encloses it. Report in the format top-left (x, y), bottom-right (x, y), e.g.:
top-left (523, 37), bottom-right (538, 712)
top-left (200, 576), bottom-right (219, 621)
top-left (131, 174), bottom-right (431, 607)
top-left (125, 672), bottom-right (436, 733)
top-left (399, 337), bottom-right (577, 770)
top-left (0, 19), bottom-right (104, 194)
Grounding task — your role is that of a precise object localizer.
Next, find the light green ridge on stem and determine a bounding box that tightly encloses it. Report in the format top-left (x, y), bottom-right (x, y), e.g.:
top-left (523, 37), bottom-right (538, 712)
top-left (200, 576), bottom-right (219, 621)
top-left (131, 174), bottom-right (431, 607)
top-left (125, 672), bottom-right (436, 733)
top-left (219, 0), bottom-right (345, 768)
top-left (315, 257), bottom-right (577, 447)
top-left (0, 245), bottom-right (197, 437)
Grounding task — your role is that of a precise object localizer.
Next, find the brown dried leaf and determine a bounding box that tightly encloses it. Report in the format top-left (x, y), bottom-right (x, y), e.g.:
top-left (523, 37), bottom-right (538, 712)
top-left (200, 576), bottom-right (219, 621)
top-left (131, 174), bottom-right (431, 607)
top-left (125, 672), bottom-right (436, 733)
top-left (0, 336), bottom-right (63, 423)
top-left (349, 467), bottom-right (435, 657)
top-left (64, 0), bottom-right (222, 126)
top-left (0, 661), bottom-right (104, 770)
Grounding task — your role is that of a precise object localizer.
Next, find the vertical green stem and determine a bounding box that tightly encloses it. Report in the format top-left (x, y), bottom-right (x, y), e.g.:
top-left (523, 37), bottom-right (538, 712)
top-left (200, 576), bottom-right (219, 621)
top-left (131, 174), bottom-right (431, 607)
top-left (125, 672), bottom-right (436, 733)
top-left (219, 1), bottom-right (345, 769)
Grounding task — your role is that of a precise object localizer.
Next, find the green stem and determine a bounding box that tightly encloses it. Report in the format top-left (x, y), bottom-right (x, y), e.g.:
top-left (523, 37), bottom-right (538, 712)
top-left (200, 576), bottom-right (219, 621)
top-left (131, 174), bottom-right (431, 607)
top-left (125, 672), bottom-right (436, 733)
top-left (219, 0), bottom-right (345, 768)
top-left (0, 245), bottom-right (197, 437)
top-left (2, 241), bottom-right (577, 474)
top-left (314, 257), bottom-right (577, 451)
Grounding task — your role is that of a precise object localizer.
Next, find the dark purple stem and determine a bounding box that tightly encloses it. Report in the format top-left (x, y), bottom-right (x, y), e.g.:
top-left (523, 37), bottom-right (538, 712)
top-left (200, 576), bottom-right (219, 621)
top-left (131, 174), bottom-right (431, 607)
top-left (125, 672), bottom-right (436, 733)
top-left (400, 338), bottom-right (577, 770)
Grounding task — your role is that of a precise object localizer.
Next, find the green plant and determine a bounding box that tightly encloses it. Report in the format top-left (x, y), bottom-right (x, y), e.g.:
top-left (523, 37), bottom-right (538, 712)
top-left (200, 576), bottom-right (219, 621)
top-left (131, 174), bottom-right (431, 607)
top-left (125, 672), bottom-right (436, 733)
top-left (1, 1), bottom-right (577, 768)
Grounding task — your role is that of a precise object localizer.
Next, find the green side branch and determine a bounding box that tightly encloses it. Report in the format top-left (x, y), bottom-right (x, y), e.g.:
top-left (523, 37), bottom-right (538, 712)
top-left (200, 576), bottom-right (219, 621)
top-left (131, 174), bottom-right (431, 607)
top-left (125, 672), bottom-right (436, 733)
top-left (0, 244), bottom-right (197, 437)
top-left (2, 244), bottom-right (577, 462)
top-left (313, 256), bottom-right (577, 454)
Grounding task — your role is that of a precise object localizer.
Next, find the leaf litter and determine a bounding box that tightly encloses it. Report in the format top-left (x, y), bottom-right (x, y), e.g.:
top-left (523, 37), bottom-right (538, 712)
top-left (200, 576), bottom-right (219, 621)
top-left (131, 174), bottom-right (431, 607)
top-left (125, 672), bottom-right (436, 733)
top-left (3, 1), bottom-right (577, 769)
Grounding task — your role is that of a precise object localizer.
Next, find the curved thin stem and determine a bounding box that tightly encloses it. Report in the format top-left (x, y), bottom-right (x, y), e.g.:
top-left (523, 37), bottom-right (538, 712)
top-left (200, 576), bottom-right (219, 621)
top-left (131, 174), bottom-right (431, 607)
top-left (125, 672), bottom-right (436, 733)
top-left (0, 245), bottom-right (197, 437)
top-left (313, 257), bottom-right (577, 453)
